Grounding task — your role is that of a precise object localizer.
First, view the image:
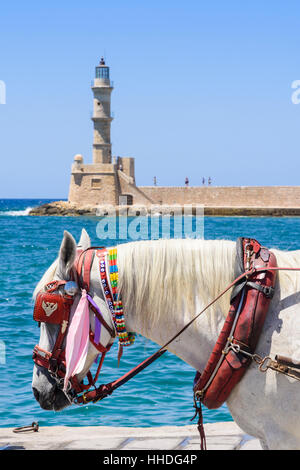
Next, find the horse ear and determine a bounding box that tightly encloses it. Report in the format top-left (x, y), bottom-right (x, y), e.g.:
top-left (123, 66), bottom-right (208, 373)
top-left (57, 231), bottom-right (77, 279)
top-left (78, 228), bottom-right (91, 251)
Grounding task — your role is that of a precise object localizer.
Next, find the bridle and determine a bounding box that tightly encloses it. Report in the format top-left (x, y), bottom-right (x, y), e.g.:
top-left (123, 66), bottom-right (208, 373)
top-left (32, 247), bottom-right (117, 404)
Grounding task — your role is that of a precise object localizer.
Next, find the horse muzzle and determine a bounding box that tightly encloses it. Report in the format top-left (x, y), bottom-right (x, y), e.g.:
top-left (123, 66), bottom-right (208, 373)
top-left (32, 372), bottom-right (71, 411)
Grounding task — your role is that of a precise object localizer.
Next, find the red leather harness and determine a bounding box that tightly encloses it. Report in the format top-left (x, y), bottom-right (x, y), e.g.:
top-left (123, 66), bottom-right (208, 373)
top-left (193, 237), bottom-right (277, 409)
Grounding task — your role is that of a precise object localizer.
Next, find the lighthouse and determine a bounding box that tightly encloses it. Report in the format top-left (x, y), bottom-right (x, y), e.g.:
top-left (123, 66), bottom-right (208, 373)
top-left (68, 58), bottom-right (148, 207)
top-left (91, 57), bottom-right (113, 164)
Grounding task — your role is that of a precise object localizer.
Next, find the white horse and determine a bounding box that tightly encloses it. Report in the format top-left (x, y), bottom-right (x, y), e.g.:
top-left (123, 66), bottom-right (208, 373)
top-left (32, 229), bottom-right (300, 450)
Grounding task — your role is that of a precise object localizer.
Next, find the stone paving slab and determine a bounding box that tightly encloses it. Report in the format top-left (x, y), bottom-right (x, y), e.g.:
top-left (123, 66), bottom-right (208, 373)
top-left (0, 422), bottom-right (262, 451)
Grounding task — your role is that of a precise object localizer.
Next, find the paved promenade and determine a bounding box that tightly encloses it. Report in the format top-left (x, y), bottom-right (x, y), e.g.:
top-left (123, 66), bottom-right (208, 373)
top-left (0, 422), bottom-right (262, 450)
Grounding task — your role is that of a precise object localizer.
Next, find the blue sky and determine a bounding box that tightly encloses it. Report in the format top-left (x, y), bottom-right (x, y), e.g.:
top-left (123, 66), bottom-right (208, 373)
top-left (1, 1), bottom-right (300, 198)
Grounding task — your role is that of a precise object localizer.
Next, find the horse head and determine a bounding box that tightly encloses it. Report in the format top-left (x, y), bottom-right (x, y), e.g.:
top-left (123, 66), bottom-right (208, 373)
top-left (31, 229), bottom-right (115, 410)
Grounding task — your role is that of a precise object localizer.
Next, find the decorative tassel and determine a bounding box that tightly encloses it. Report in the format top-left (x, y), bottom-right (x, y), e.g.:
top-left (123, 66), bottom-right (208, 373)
top-left (64, 290), bottom-right (90, 391)
top-left (117, 344), bottom-right (123, 367)
top-left (197, 401), bottom-right (207, 450)
top-left (191, 389), bottom-right (207, 450)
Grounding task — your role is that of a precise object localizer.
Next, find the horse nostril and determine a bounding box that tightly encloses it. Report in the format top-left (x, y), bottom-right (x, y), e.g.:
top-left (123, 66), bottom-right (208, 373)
top-left (32, 387), bottom-right (40, 402)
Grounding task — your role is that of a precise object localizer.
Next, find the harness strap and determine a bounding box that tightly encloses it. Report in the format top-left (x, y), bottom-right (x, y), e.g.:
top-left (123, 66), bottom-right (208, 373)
top-left (74, 249), bottom-right (84, 285)
top-left (76, 348), bottom-right (167, 404)
top-left (74, 246), bottom-right (105, 289)
top-left (245, 281), bottom-right (274, 298)
top-left (49, 296), bottom-right (73, 370)
top-left (82, 249), bottom-right (95, 291)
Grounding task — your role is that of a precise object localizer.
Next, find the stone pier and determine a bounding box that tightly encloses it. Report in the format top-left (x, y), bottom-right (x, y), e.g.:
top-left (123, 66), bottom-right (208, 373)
top-left (0, 422), bottom-right (262, 450)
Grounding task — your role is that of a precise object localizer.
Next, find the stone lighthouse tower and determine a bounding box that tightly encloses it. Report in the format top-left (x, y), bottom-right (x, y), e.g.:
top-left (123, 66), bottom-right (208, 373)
top-left (68, 58), bottom-right (150, 207)
top-left (92, 58), bottom-right (113, 164)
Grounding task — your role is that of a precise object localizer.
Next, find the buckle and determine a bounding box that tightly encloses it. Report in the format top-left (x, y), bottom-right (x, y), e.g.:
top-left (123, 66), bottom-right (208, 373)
top-left (263, 286), bottom-right (274, 298)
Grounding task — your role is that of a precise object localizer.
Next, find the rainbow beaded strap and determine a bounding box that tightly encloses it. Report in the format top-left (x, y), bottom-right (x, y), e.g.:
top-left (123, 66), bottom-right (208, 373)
top-left (108, 248), bottom-right (135, 346)
top-left (99, 248), bottom-right (135, 347)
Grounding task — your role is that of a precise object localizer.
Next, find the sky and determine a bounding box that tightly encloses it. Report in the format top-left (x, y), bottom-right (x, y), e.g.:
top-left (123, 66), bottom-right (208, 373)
top-left (1, 1), bottom-right (300, 198)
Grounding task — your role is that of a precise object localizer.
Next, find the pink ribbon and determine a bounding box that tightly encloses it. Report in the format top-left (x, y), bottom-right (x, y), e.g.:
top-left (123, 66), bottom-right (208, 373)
top-left (64, 290), bottom-right (90, 391)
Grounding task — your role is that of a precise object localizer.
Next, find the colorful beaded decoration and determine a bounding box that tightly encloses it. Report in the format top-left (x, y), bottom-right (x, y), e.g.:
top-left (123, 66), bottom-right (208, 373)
top-left (108, 248), bottom-right (135, 347)
top-left (98, 250), bottom-right (115, 323)
top-left (98, 248), bottom-right (135, 347)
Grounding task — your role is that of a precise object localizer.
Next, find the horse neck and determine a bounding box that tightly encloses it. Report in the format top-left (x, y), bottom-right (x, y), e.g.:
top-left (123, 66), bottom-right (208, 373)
top-left (117, 239), bottom-right (236, 371)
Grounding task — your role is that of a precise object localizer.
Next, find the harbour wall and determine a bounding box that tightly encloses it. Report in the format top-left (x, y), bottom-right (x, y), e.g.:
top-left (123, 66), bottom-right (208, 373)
top-left (138, 185), bottom-right (300, 207)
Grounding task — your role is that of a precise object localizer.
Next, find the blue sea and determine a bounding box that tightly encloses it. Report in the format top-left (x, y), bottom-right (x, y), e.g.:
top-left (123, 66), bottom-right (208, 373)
top-left (1, 198), bottom-right (300, 430)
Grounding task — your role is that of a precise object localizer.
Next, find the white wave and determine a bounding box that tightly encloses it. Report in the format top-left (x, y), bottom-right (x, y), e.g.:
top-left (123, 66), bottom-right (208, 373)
top-left (0, 207), bottom-right (33, 216)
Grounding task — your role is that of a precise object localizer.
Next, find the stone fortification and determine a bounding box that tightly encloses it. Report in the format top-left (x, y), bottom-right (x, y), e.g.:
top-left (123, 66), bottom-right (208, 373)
top-left (68, 178), bottom-right (300, 212)
top-left (138, 185), bottom-right (300, 207)
top-left (29, 186), bottom-right (300, 217)
top-left (29, 58), bottom-right (300, 217)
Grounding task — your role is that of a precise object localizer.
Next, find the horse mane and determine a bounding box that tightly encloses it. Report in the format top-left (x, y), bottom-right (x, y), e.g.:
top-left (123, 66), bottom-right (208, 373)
top-left (33, 258), bottom-right (58, 298)
top-left (117, 238), bottom-right (237, 334)
top-left (32, 238), bottom-right (300, 333)
top-left (270, 247), bottom-right (300, 293)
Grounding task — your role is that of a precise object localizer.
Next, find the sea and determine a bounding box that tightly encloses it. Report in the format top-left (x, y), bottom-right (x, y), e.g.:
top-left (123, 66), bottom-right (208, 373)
top-left (1, 198), bottom-right (300, 429)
